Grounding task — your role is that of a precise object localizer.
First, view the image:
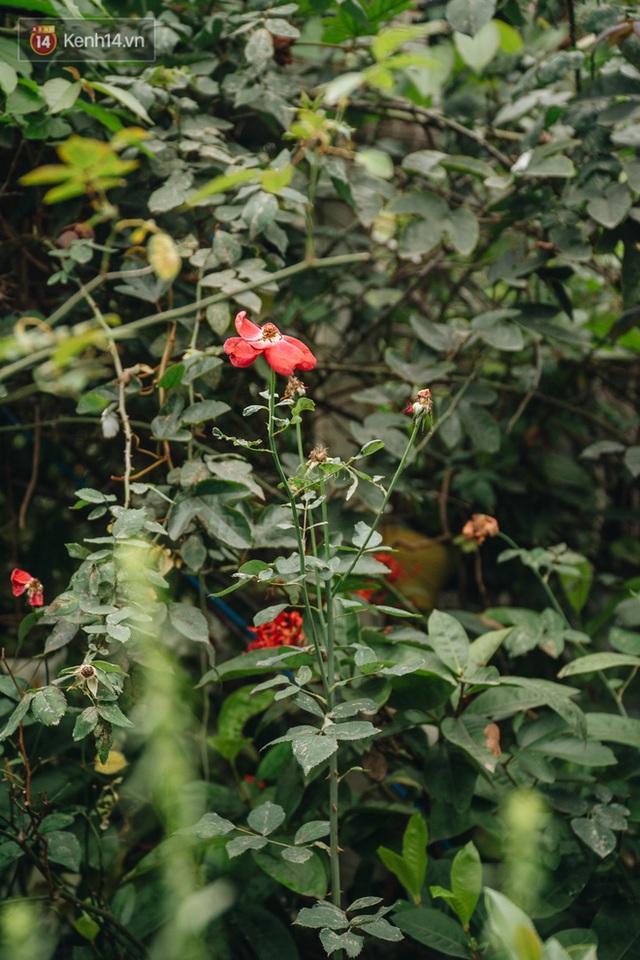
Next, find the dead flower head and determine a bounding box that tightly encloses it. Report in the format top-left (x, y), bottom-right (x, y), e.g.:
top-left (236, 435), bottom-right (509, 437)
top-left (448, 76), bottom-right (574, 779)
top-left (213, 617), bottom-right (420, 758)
top-left (461, 513), bottom-right (500, 546)
top-left (307, 443), bottom-right (329, 466)
top-left (284, 376), bottom-right (308, 401)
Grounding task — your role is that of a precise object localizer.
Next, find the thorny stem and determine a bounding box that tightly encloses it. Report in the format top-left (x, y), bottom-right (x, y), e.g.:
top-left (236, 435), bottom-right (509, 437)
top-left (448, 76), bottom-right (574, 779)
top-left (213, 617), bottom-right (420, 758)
top-left (320, 479), bottom-right (342, 913)
top-left (267, 369), bottom-right (328, 692)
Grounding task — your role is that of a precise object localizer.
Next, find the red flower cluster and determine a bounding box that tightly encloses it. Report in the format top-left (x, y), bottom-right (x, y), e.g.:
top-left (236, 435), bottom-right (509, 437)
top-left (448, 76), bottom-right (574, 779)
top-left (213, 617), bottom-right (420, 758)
top-left (224, 312), bottom-right (317, 376)
top-left (355, 552), bottom-right (404, 603)
top-left (10, 568), bottom-right (44, 607)
top-left (244, 774), bottom-right (267, 789)
top-left (247, 610), bottom-right (306, 652)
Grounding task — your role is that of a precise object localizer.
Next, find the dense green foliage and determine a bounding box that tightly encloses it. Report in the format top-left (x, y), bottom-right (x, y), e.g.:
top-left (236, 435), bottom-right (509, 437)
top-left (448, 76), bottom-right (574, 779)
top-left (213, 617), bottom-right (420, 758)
top-left (1, 0), bottom-right (640, 957)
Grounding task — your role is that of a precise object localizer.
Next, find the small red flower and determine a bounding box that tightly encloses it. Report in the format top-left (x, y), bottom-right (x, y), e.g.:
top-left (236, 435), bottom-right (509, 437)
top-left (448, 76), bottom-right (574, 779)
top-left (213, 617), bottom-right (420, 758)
top-left (224, 312), bottom-right (317, 376)
top-left (246, 610), bottom-right (306, 652)
top-left (10, 568), bottom-right (44, 607)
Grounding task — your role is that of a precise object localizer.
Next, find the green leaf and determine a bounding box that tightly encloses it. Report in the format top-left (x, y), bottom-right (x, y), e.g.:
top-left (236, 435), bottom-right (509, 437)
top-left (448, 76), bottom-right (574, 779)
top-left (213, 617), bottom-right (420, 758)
top-left (182, 400), bottom-right (230, 423)
top-left (571, 818), bottom-right (616, 858)
top-left (182, 812), bottom-right (235, 838)
top-left (0, 62), bottom-right (18, 96)
top-left (282, 846), bottom-right (313, 863)
top-left (253, 846), bottom-right (327, 898)
top-left (254, 603), bottom-right (289, 627)
top-left (158, 363), bottom-right (185, 389)
top-left (292, 732), bottom-right (339, 775)
top-left (31, 686), bottom-right (67, 727)
top-left (0, 840), bottom-right (24, 869)
top-left (378, 814), bottom-right (428, 905)
top-left (0, 695), bottom-right (34, 740)
top-left (331, 720), bottom-right (378, 741)
top-left (168, 495), bottom-right (252, 548)
top-left (586, 713), bottom-right (640, 748)
top-left (90, 81), bottom-right (152, 124)
top-left (441, 715), bottom-right (501, 773)
top-left (218, 685), bottom-right (275, 742)
top-left (47, 830), bottom-right (82, 871)
top-left (558, 652), bottom-right (640, 678)
top-left (73, 706), bottom-right (99, 741)
top-left (243, 191), bottom-right (279, 239)
top-left (587, 184), bottom-right (631, 229)
top-left (169, 603), bottom-right (209, 643)
top-left (447, 207), bottom-right (479, 255)
top-left (428, 610), bottom-right (469, 674)
top-left (112, 508), bottom-right (148, 539)
top-left (484, 888), bottom-right (542, 960)
top-left (295, 903), bottom-right (348, 930)
top-left (446, 0), bottom-right (496, 36)
top-left (97, 702), bottom-right (133, 728)
top-left (186, 168), bottom-right (261, 206)
top-left (41, 78), bottom-right (81, 115)
top-left (450, 842), bottom-right (482, 927)
top-left (226, 835), bottom-right (268, 858)
top-left (454, 22), bottom-right (500, 73)
top-left (319, 929), bottom-right (364, 957)
top-left (359, 918), bottom-right (403, 941)
top-left (329, 699), bottom-right (379, 719)
top-left (247, 801), bottom-right (286, 836)
top-left (294, 820), bottom-right (331, 844)
top-left (393, 907), bottom-right (472, 958)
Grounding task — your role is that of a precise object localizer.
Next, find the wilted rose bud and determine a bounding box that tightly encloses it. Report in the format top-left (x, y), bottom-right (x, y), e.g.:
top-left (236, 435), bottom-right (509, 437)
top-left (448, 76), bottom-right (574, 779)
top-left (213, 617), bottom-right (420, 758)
top-left (461, 514), bottom-right (499, 546)
top-left (284, 376), bottom-right (307, 400)
top-left (56, 222), bottom-right (95, 248)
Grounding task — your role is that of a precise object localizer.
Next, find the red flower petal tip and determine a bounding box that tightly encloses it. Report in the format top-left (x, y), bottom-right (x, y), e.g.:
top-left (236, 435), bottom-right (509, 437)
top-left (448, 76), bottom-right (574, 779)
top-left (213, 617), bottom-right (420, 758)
top-left (10, 568), bottom-right (44, 607)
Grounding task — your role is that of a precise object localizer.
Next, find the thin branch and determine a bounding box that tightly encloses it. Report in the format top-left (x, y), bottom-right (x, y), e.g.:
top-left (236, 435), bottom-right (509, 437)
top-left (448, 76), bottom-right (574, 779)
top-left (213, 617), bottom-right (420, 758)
top-left (18, 405), bottom-right (40, 531)
top-left (0, 253), bottom-right (371, 385)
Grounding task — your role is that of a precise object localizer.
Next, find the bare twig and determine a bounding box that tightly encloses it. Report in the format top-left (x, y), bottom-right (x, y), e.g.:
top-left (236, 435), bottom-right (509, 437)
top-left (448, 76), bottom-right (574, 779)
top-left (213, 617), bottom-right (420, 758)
top-left (18, 406), bottom-right (40, 531)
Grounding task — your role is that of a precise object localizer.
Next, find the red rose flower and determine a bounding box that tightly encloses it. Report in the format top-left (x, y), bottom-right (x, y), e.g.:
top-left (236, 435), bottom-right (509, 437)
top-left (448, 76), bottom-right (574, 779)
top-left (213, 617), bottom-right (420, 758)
top-left (224, 312), bottom-right (317, 376)
top-left (10, 568), bottom-right (44, 607)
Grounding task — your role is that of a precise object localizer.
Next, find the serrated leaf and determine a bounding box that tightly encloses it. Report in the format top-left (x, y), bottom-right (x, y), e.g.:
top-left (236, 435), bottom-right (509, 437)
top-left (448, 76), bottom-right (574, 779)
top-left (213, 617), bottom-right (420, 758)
top-left (97, 701), bottom-right (133, 728)
top-left (0, 695), bottom-right (34, 740)
top-left (291, 732), bottom-right (338, 775)
top-left (226, 835), bottom-right (269, 858)
top-left (31, 686), bottom-right (67, 727)
top-left (319, 929), bottom-right (364, 957)
top-left (73, 706), bottom-right (99, 741)
top-left (186, 812), bottom-right (235, 838)
top-left (295, 903), bottom-right (349, 931)
top-left (282, 846), bottom-right (314, 863)
top-left (295, 820), bottom-right (331, 844)
top-left (247, 801), bottom-right (286, 836)
top-left (359, 918), bottom-right (404, 941)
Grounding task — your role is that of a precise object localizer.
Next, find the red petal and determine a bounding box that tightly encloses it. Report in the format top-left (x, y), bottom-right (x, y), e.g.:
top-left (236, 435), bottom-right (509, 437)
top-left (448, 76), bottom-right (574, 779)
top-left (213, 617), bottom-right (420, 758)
top-left (281, 335), bottom-right (316, 370)
top-left (28, 584), bottom-right (44, 607)
top-left (235, 312), bottom-right (266, 341)
top-left (224, 337), bottom-right (260, 367)
top-left (263, 340), bottom-right (304, 376)
top-left (10, 568), bottom-right (33, 596)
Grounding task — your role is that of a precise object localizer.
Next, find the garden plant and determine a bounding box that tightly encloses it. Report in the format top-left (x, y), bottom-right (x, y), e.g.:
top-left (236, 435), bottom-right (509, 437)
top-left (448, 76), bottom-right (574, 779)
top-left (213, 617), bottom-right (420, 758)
top-left (1, 0), bottom-right (640, 958)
